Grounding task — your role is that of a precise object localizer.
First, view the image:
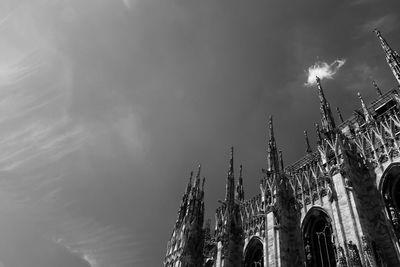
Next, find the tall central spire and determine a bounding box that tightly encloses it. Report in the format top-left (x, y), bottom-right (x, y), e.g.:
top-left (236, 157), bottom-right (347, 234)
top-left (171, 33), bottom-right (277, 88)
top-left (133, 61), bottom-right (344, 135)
top-left (374, 29), bottom-right (400, 85)
top-left (316, 76), bottom-right (336, 134)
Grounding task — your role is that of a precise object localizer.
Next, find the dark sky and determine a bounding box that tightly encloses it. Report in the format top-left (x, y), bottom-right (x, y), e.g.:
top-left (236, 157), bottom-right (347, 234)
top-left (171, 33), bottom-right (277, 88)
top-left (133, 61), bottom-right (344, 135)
top-left (0, 0), bottom-right (399, 266)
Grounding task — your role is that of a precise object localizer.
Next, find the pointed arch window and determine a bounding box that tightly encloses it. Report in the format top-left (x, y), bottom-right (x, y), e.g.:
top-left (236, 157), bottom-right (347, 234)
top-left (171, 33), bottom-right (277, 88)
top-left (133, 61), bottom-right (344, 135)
top-left (303, 208), bottom-right (336, 267)
top-left (381, 165), bottom-right (400, 240)
top-left (244, 237), bottom-right (264, 267)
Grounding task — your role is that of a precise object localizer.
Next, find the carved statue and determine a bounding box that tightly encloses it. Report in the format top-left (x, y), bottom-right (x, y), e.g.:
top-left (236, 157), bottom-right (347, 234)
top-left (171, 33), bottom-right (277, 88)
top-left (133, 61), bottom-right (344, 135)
top-left (348, 241), bottom-right (362, 267)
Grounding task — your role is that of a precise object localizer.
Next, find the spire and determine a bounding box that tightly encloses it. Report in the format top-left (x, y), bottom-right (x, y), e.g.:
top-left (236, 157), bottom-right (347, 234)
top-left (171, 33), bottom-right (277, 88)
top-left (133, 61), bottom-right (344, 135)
top-left (267, 116), bottom-right (279, 173)
top-left (358, 92), bottom-right (373, 123)
top-left (166, 168), bottom-right (206, 267)
top-left (225, 147), bottom-right (235, 203)
top-left (374, 29), bottom-right (400, 85)
top-left (269, 115), bottom-right (276, 145)
top-left (372, 80), bottom-right (383, 96)
top-left (191, 164), bottom-right (201, 196)
top-left (177, 171), bottom-right (194, 224)
top-left (195, 164), bottom-right (201, 186)
top-left (336, 107), bottom-right (344, 123)
top-left (279, 150), bottom-right (284, 171)
top-left (316, 76), bottom-right (336, 133)
top-left (236, 164), bottom-right (244, 201)
top-left (304, 130), bottom-right (312, 153)
top-left (316, 76), bottom-right (327, 103)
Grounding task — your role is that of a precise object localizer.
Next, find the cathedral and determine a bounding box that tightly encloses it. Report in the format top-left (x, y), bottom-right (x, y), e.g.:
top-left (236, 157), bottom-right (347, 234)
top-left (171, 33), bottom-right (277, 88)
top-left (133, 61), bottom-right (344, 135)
top-left (164, 29), bottom-right (400, 267)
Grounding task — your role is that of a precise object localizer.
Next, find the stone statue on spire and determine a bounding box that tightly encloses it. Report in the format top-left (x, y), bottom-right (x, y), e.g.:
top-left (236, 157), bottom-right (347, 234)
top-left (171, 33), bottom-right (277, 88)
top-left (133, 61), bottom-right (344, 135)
top-left (372, 80), bottom-right (383, 96)
top-left (358, 92), bottom-right (373, 123)
top-left (374, 29), bottom-right (400, 85)
top-left (315, 76), bottom-right (336, 134)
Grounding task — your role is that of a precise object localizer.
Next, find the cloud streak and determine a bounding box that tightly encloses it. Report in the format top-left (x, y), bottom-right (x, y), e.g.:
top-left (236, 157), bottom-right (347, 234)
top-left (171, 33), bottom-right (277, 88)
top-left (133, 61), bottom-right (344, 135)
top-left (360, 14), bottom-right (399, 34)
top-left (53, 218), bottom-right (143, 267)
top-left (305, 59), bottom-right (346, 86)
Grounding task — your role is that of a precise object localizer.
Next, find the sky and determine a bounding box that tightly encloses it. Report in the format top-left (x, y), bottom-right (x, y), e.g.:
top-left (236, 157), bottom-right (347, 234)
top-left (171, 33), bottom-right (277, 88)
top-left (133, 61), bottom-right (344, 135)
top-left (0, 0), bottom-right (399, 266)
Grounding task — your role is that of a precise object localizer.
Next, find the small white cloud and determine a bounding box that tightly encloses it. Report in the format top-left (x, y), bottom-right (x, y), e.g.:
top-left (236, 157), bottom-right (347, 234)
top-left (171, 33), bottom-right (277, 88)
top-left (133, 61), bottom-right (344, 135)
top-left (305, 59), bottom-right (346, 86)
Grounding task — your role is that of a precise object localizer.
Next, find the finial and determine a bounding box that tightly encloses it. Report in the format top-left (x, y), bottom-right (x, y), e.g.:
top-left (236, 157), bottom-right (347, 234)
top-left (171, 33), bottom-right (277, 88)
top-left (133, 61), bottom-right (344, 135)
top-left (372, 80), bottom-right (382, 96)
top-left (358, 92), bottom-right (372, 123)
top-left (373, 28), bottom-right (400, 85)
top-left (196, 164), bottom-right (201, 178)
top-left (239, 164), bottom-right (243, 179)
top-left (373, 28), bottom-right (380, 36)
top-left (269, 115), bottom-right (275, 142)
top-left (336, 107), bottom-right (344, 123)
top-left (357, 92), bottom-right (363, 102)
top-left (304, 130), bottom-right (312, 153)
top-left (315, 77), bottom-right (336, 132)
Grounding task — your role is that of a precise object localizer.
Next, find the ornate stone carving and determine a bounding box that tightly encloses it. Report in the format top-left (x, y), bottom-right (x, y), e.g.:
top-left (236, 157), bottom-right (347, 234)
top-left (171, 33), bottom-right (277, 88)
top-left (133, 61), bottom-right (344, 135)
top-left (337, 246), bottom-right (347, 267)
top-left (344, 177), bottom-right (353, 188)
top-left (304, 237), bottom-right (312, 265)
top-left (348, 241), bottom-right (362, 267)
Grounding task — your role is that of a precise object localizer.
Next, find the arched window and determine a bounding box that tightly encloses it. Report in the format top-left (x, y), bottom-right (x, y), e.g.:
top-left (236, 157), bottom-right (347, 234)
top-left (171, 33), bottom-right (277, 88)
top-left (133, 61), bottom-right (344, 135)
top-left (303, 208), bottom-right (336, 267)
top-left (244, 237), bottom-right (263, 267)
top-left (381, 164), bottom-right (400, 240)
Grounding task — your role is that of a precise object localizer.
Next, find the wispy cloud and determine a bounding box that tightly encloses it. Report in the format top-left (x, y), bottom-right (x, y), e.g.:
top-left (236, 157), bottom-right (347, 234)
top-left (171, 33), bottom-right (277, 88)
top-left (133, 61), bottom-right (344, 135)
top-left (360, 14), bottom-right (399, 34)
top-left (305, 59), bottom-right (346, 86)
top-left (121, 0), bottom-right (137, 10)
top-left (53, 218), bottom-right (143, 267)
top-left (0, 51), bottom-right (43, 87)
top-left (0, 3), bottom-right (146, 266)
top-left (0, 48), bottom-right (87, 173)
top-left (0, 120), bottom-right (87, 172)
top-left (0, 3), bottom-right (21, 31)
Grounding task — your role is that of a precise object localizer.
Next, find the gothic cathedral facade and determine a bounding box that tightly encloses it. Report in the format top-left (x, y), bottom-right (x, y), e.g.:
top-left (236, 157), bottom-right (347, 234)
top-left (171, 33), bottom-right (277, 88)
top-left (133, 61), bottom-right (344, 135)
top-left (164, 29), bottom-right (400, 267)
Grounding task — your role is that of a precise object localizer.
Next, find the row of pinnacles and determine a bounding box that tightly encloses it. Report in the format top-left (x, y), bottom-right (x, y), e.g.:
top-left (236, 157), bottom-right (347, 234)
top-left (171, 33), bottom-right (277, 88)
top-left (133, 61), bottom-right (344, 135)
top-left (164, 29), bottom-right (400, 267)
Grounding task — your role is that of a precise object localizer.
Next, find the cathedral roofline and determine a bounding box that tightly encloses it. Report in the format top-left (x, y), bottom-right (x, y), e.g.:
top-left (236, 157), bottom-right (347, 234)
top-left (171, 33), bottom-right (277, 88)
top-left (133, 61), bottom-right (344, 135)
top-left (285, 86), bottom-right (399, 174)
